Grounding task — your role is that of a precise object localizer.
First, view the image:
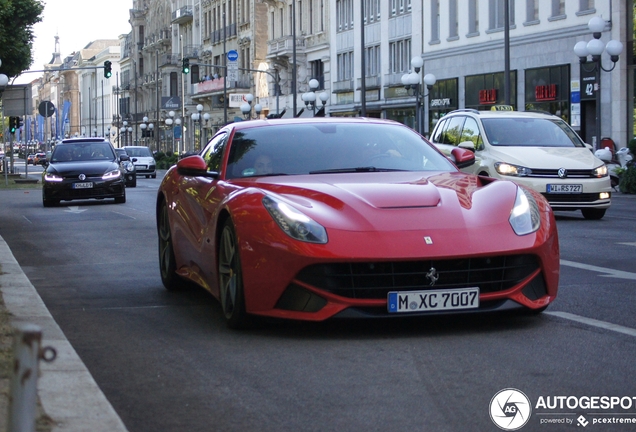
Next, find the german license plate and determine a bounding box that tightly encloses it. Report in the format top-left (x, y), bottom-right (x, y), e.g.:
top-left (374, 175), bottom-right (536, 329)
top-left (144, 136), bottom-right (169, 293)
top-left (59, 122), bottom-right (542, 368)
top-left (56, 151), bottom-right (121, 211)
top-left (73, 182), bottom-right (93, 189)
top-left (547, 184), bottom-right (582, 193)
top-left (388, 287), bottom-right (479, 313)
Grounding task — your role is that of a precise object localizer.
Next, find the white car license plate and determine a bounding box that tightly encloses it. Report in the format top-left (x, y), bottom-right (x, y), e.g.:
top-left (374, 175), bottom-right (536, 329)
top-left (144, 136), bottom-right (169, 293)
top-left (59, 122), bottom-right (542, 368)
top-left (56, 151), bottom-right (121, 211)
top-left (388, 287), bottom-right (479, 313)
top-left (547, 184), bottom-right (582, 193)
top-left (73, 182), bottom-right (93, 189)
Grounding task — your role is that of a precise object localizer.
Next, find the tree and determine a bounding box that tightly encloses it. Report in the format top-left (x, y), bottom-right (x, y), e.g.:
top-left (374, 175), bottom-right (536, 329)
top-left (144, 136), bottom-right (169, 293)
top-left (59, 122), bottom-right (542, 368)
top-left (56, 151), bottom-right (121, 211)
top-left (0, 0), bottom-right (45, 78)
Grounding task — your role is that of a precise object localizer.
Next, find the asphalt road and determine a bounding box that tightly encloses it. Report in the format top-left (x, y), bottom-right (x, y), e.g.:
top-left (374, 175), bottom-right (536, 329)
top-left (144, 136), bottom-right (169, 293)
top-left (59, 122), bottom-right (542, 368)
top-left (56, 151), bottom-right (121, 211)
top-left (0, 174), bottom-right (635, 432)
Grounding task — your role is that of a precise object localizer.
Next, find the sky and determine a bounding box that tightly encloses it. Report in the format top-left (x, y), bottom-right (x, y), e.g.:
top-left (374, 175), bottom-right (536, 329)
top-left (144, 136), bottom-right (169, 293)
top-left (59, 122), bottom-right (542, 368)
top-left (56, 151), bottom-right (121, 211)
top-left (14, 0), bottom-right (133, 84)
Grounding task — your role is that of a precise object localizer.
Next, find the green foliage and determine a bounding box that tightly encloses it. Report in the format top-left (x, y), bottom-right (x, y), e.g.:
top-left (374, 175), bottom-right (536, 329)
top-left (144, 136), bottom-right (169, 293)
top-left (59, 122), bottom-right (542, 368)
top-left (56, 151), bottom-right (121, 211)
top-left (154, 151), bottom-right (178, 170)
top-left (0, 0), bottom-right (45, 78)
top-left (627, 138), bottom-right (636, 157)
top-left (619, 165), bottom-right (636, 194)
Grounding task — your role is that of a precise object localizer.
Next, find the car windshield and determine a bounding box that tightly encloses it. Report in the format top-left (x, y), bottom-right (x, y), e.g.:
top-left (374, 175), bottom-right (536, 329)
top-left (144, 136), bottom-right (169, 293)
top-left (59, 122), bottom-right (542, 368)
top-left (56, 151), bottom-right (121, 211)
top-left (481, 118), bottom-right (585, 148)
top-left (51, 142), bottom-right (115, 162)
top-left (125, 147), bottom-right (152, 157)
top-left (225, 123), bottom-right (456, 179)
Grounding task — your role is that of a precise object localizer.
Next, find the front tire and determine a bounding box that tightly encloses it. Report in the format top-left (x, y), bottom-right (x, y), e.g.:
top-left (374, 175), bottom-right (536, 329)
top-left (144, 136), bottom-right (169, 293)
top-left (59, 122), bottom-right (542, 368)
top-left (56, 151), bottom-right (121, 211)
top-left (218, 219), bottom-right (250, 329)
top-left (158, 201), bottom-right (182, 290)
top-left (581, 208), bottom-right (606, 220)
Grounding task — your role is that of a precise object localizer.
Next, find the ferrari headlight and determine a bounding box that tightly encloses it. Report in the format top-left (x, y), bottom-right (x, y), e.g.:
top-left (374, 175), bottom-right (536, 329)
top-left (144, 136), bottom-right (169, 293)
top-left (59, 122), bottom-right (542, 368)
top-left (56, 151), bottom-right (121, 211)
top-left (495, 162), bottom-right (531, 177)
top-left (593, 164), bottom-right (608, 177)
top-left (102, 169), bottom-right (121, 180)
top-left (44, 173), bottom-right (63, 182)
top-left (509, 187), bottom-right (541, 236)
top-left (262, 195), bottom-right (328, 244)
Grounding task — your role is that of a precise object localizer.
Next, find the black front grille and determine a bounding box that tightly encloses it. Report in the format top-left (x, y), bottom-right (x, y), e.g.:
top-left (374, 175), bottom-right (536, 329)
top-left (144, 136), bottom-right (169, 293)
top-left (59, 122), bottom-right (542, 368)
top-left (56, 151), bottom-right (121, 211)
top-left (528, 169), bottom-right (597, 178)
top-left (541, 193), bottom-right (605, 203)
top-left (296, 255), bottom-right (540, 300)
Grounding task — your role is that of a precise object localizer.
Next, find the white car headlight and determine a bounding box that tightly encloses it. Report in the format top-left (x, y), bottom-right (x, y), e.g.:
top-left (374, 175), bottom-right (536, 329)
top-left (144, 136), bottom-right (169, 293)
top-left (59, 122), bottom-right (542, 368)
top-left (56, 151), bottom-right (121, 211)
top-left (262, 195), bottom-right (328, 244)
top-left (495, 162), bottom-right (531, 177)
top-left (44, 173), bottom-right (63, 182)
top-left (509, 187), bottom-right (541, 236)
top-left (593, 164), bottom-right (608, 177)
top-left (102, 169), bottom-right (121, 180)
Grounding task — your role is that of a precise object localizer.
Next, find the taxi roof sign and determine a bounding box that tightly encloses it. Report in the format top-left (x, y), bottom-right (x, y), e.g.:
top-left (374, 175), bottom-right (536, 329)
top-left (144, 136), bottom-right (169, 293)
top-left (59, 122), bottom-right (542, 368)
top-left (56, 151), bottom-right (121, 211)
top-left (491, 105), bottom-right (514, 111)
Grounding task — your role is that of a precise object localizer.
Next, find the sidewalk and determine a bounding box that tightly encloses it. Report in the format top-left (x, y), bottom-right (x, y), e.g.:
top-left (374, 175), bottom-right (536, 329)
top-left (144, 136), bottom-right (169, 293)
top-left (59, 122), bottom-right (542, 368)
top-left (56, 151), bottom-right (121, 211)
top-left (0, 234), bottom-right (128, 432)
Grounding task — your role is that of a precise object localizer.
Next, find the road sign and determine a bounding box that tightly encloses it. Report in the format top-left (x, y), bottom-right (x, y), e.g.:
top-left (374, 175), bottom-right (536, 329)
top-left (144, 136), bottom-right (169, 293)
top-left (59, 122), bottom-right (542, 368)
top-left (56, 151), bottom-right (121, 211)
top-left (38, 101), bottom-right (56, 117)
top-left (227, 50), bottom-right (238, 62)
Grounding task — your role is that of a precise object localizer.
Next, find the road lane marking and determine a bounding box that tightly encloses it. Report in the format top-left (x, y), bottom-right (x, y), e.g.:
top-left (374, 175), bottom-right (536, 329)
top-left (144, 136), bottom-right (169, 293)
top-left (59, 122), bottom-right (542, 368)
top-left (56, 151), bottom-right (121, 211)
top-left (546, 311), bottom-right (636, 338)
top-left (560, 260), bottom-right (636, 280)
top-left (617, 242), bottom-right (636, 247)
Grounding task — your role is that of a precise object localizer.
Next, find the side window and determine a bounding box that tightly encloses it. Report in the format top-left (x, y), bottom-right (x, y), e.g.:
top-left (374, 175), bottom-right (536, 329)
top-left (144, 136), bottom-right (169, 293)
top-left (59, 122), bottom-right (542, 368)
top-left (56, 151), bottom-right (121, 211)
top-left (441, 116), bottom-right (466, 146)
top-left (201, 132), bottom-right (228, 172)
top-left (460, 117), bottom-right (483, 150)
top-left (430, 118), bottom-right (447, 143)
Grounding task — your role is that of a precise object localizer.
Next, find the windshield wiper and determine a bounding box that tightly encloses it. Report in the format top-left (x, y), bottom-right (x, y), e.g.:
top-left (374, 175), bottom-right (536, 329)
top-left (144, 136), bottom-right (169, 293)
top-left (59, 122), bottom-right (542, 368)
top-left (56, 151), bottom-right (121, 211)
top-left (309, 167), bottom-right (404, 174)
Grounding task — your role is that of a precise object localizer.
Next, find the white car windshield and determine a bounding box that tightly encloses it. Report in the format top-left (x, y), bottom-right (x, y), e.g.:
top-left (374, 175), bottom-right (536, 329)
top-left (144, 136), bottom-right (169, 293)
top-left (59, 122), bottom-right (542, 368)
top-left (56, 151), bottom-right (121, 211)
top-left (482, 118), bottom-right (585, 148)
top-left (126, 147), bottom-right (152, 157)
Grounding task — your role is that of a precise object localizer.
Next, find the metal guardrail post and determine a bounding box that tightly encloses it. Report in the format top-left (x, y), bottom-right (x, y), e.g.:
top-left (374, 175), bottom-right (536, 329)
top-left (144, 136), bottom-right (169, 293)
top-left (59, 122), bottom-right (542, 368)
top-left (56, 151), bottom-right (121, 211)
top-left (8, 323), bottom-right (56, 432)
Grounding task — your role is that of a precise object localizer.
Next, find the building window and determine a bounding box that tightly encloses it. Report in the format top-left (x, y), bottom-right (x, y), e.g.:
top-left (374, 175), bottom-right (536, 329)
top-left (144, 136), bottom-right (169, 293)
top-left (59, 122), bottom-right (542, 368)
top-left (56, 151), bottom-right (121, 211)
top-left (310, 60), bottom-right (325, 88)
top-left (525, 0), bottom-right (539, 23)
top-left (468, 0), bottom-right (479, 36)
top-left (365, 45), bottom-right (381, 77)
top-left (430, 0), bottom-right (440, 42)
top-left (364, 0), bottom-right (381, 23)
top-left (337, 51), bottom-right (354, 81)
top-left (170, 72), bottom-right (178, 97)
top-left (298, 1), bottom-right (303, 33)
top-left (489, 0), bottom-right (515, 30)
top-left (337, 0), bottom-right (354, 32)
top-left (551, 0), bottom-right (565, 18)
top-left (448, 0), bottom-right (458, 40)
top-left (389, 38), bottom-right (411, 74)
top-left (390, 0), bottom-right (411, 17)
top-left (578, 0), bottom-right (595, 13)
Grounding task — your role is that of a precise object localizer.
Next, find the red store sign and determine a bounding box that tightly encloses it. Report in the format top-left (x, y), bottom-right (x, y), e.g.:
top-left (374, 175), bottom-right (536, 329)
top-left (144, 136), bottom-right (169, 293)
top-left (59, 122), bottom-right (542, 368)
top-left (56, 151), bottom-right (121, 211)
top-left (535, 84), bottom-right (557, 101)
top-left (479, 89), bottom-right (498, 105)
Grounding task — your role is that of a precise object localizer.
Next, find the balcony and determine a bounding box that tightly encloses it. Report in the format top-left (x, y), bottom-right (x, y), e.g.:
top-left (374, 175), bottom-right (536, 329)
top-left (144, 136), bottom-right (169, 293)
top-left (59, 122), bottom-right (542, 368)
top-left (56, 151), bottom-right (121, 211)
top-left (211, 24), bottom-right (237, 44)
top-left (357, 75), bottom-right (381, 89)
top-left (333, 79), bottom-right (354, 93)
top-left (267, 36), bottom-right (306, 59)
top-left (183, 45), bottom-right (201, 59)
top-left (172, 6), bottom-right (193, 25)
top-left (161, 54), bottom-right (180, 67)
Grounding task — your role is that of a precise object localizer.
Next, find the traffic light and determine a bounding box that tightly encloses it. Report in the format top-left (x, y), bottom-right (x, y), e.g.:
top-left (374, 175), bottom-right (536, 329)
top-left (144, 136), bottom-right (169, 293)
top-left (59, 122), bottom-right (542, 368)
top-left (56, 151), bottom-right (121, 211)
top-left (104, 60), bottom-right (112, 78)
top-left (16, 116), bottom-right (22, 129)
top-left (9, 117), bottom-right (16, 134)
top-left (182, 58), bottom-right (190, 74)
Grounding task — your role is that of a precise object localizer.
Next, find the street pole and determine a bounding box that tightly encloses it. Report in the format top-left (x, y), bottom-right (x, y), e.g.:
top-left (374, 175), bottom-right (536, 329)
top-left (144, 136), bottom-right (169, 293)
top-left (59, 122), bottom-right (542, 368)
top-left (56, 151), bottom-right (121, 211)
top-left (101, 79), bottom-right (104, 137)
top-left (360, 0), bottom-right (366, 116)
top-left (156, 50), bottom-right (160, 151)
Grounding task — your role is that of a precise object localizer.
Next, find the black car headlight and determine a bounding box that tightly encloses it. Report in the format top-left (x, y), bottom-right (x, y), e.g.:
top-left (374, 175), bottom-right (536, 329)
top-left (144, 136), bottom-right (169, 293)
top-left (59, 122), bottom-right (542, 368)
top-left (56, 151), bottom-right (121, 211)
top-left (102, 169), bottom-right (122, 180)
top-left (495, 162), bottom-right (532, 177)
top-left (44, 173), bottom-right (63, 183)
top-left (509, 187), bottom-right (541, 236)
top-left (262, 195), bottom-right (328, 244)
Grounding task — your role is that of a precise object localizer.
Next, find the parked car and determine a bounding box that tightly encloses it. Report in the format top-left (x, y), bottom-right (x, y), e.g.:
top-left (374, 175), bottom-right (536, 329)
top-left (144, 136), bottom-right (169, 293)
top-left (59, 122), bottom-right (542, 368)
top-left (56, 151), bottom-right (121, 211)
top-left (157, 117), bottom-right (559, 329)
top-left (42, 137), bottom-right (126, 206)
top-left (115, 148), bottom-right (137, 187)
top-left (123, 146), bottom-right (156, 178)
top-left (429, 109), bottom-right (611, 220)
top-left (27, 154), bottom-right (35, 165)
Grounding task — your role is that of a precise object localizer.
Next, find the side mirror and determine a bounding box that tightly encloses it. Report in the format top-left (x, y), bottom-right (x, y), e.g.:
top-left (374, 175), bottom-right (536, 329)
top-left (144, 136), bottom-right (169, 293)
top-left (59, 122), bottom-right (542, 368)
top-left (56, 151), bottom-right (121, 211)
top-left (451, 147), bottom-right (476, 169)
top-left (458, 141), bottom-right (476, 151)
top-left (132, 157), bottom-right (138, 162)
top-left (176, 155), bottom-right (218, 178)
top-left (119, 154), bottom-right (130, 162)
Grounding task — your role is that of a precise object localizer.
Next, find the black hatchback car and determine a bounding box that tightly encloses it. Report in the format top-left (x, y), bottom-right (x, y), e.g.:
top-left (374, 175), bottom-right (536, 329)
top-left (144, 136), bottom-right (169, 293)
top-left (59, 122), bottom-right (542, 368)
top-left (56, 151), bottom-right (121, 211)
top-left (42, 138), bottom-right (126, 207)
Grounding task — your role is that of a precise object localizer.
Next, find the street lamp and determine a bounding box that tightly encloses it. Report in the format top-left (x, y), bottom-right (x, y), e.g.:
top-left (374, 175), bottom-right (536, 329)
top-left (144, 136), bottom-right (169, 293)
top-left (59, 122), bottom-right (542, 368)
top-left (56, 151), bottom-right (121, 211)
top-left (202, 112), bottom-right (211, 145)
top-left (401, 57), bottom-right (436, 136)
top-left (122, 121), bottom-right (128, 146)
top-left (190, 104), bottom-right (204, 151)
top-left (573, 16), bottom-right (623, 151)
top-left (301, 78), bottom-right (323, 116)
top-left (240, 93), bottom-right (261, 120)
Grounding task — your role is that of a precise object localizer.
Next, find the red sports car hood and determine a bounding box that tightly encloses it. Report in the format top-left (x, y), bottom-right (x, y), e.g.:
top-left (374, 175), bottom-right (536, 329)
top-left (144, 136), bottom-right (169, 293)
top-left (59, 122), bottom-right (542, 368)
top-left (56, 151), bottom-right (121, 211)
top-left (246, 171), bottom-right (519, 232)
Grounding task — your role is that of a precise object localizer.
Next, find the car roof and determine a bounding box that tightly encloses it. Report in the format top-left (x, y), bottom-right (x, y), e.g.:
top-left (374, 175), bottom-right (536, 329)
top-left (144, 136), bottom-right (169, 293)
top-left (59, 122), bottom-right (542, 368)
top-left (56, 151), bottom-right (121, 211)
top-left (60, 137), bottom-right (110, 144)
top-left (444, 109), bottom-right (559, 120)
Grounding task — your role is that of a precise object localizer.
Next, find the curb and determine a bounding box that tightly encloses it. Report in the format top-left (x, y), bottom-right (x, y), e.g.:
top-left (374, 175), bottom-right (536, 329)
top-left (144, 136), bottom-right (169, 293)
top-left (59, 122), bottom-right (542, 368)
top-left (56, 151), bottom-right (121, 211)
top-left (0, 235), bottom-right (127, 432)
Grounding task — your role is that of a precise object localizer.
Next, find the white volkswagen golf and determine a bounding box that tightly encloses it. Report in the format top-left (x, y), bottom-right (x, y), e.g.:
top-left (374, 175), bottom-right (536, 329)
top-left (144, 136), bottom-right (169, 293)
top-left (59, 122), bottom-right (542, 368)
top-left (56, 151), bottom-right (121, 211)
top-left (429, 109), bottom-right (611, 220)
